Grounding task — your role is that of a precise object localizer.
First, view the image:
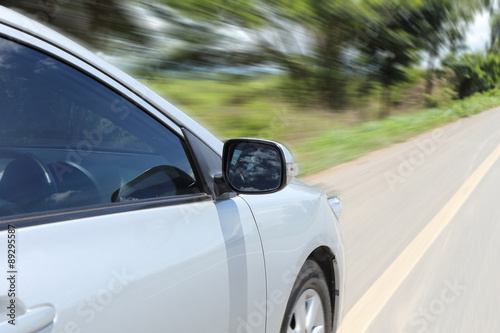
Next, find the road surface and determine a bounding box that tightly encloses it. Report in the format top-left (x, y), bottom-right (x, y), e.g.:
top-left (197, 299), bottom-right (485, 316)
top-left (303, 107), bottom-right (500, 332)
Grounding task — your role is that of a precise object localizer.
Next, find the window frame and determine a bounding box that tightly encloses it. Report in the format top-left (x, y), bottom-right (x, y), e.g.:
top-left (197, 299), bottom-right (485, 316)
top-left (0, 25), bottom-right (217, 228)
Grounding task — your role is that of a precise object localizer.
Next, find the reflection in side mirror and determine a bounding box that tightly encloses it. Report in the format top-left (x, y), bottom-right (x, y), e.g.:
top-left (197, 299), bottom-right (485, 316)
top-left (222, 138), bottom-right (297, 194)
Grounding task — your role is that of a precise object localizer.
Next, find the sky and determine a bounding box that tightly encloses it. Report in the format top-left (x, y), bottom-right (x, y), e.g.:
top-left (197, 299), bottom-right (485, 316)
top-left (466, 11), bottom-right (490, 51)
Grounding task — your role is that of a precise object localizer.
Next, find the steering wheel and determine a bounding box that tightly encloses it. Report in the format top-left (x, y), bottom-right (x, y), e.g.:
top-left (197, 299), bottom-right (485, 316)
top-left (0, 148), bottom-right (56, 216)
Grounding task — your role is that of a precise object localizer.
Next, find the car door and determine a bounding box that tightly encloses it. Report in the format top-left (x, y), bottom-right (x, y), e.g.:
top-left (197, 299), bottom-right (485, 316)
top-left (0, 29), bottom-right (266, 333)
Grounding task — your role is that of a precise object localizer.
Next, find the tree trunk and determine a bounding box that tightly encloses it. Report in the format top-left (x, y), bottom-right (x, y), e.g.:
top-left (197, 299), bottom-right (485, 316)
top-left (459, 79), bottom-right (472, 99)
top-left (425, 53), bottom-right (436, 97)
top-left (313, 12), bottom-right (346, 111)
top-left (379, 85), bottom-right (391, 119)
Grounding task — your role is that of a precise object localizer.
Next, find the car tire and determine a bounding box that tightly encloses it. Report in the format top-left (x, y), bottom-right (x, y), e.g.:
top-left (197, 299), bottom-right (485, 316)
top-left (280, 259), bottom-right (332, 333)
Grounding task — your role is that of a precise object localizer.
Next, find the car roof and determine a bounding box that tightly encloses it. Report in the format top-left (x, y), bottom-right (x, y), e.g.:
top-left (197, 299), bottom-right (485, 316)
top-left (0, 6), bottom-right (223, 154)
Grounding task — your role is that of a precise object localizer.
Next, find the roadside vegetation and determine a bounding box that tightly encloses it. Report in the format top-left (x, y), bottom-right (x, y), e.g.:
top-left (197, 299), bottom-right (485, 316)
top-left (142, 72), bottom-right (500, 175)
top-left (7, 0), bottom-right (500, 174)
top-left (297, 89), bottom-right (500, 174)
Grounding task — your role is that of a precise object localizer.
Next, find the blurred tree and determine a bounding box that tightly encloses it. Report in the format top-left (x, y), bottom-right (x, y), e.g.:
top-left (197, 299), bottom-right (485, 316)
top-left (489, 11), bottom-right (500, 51)
top-left (2, 0), bottom-right (492, 114)
top-left (264, 0), bottom-right (367, 109)
top-left (443, 52), bottom-right (500, 98)
top-left (152, 0), bottom-right (367, 110)
top-left (444, 5), bottom-right (500, 98)
top-left (414, 1), bottom-right (472, 98)
top-left (355, 0), bottom-right (487, 116)
top-left (0, 0), bottom-right (150, 52)
top-left (355, 1), bottom-right (422, 118)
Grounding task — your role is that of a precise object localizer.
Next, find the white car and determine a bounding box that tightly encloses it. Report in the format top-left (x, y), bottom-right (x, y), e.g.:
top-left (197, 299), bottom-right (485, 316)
top-left (0, 7), bottom-right (344, 333)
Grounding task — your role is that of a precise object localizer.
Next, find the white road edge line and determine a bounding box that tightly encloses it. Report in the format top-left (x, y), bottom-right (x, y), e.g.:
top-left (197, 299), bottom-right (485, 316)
top-left (338, 142), bottom-right (500, 332)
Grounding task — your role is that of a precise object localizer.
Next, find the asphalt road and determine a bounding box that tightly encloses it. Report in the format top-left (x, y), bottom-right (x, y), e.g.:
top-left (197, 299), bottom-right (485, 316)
top-left (303, 107), bottom-right (500, 332)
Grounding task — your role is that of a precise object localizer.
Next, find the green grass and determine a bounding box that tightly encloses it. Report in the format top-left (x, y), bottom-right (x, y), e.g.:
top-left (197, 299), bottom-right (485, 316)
top-left (141, 74), bottom-right (289, 139)
top-left (140, 73), bottom-right (500, 176)
top-left (296, 89), bottom-right (500, 175)
top-left (141, 74), bottom-right (352, 143)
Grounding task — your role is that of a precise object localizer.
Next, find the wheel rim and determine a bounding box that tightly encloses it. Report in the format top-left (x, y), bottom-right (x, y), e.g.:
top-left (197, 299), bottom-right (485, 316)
top-left (286, 288), bottom-right (325, 333)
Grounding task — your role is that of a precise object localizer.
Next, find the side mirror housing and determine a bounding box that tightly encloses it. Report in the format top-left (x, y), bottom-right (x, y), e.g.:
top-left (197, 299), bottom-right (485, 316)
top-left (221, 138), bottom-right (298, 195)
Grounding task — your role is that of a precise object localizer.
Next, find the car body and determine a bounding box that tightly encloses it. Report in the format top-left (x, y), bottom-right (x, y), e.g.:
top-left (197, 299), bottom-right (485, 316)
top-left (0, 7), bottom-right (344, 333)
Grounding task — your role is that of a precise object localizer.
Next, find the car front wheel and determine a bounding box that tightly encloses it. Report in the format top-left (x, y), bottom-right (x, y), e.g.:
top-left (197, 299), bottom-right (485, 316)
top-left (280, 259), bottom-right (332, 333)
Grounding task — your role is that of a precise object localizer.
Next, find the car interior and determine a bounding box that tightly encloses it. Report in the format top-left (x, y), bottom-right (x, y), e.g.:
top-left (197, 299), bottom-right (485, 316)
top-left (0, 37), bottom-right (200, 218)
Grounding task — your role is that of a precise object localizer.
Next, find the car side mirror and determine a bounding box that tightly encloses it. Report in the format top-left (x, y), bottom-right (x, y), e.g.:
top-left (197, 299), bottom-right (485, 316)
top-left (221, 138), bottom-right (298, 195)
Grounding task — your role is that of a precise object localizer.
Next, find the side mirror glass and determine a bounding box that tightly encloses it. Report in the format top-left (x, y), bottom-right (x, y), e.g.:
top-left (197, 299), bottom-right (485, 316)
top-left (222, 139), bottom-right (297, 194)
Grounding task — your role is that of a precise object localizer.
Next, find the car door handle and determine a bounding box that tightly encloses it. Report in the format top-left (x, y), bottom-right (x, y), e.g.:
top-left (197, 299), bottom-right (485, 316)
top-left (0, 304), bottom-right (55, 332)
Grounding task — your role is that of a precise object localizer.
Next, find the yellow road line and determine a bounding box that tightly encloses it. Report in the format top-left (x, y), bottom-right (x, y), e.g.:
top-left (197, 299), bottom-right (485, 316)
top-left (338, 143), bottom-right (500, 332)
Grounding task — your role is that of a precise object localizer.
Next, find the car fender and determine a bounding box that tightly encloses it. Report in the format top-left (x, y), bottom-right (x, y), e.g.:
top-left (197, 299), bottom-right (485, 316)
top-left (241, 180), bottom-right (345, 332)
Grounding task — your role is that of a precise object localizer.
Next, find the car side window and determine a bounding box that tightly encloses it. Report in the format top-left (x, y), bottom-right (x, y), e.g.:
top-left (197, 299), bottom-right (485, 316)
top-left (0, 37), bottom-right (200, 218)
